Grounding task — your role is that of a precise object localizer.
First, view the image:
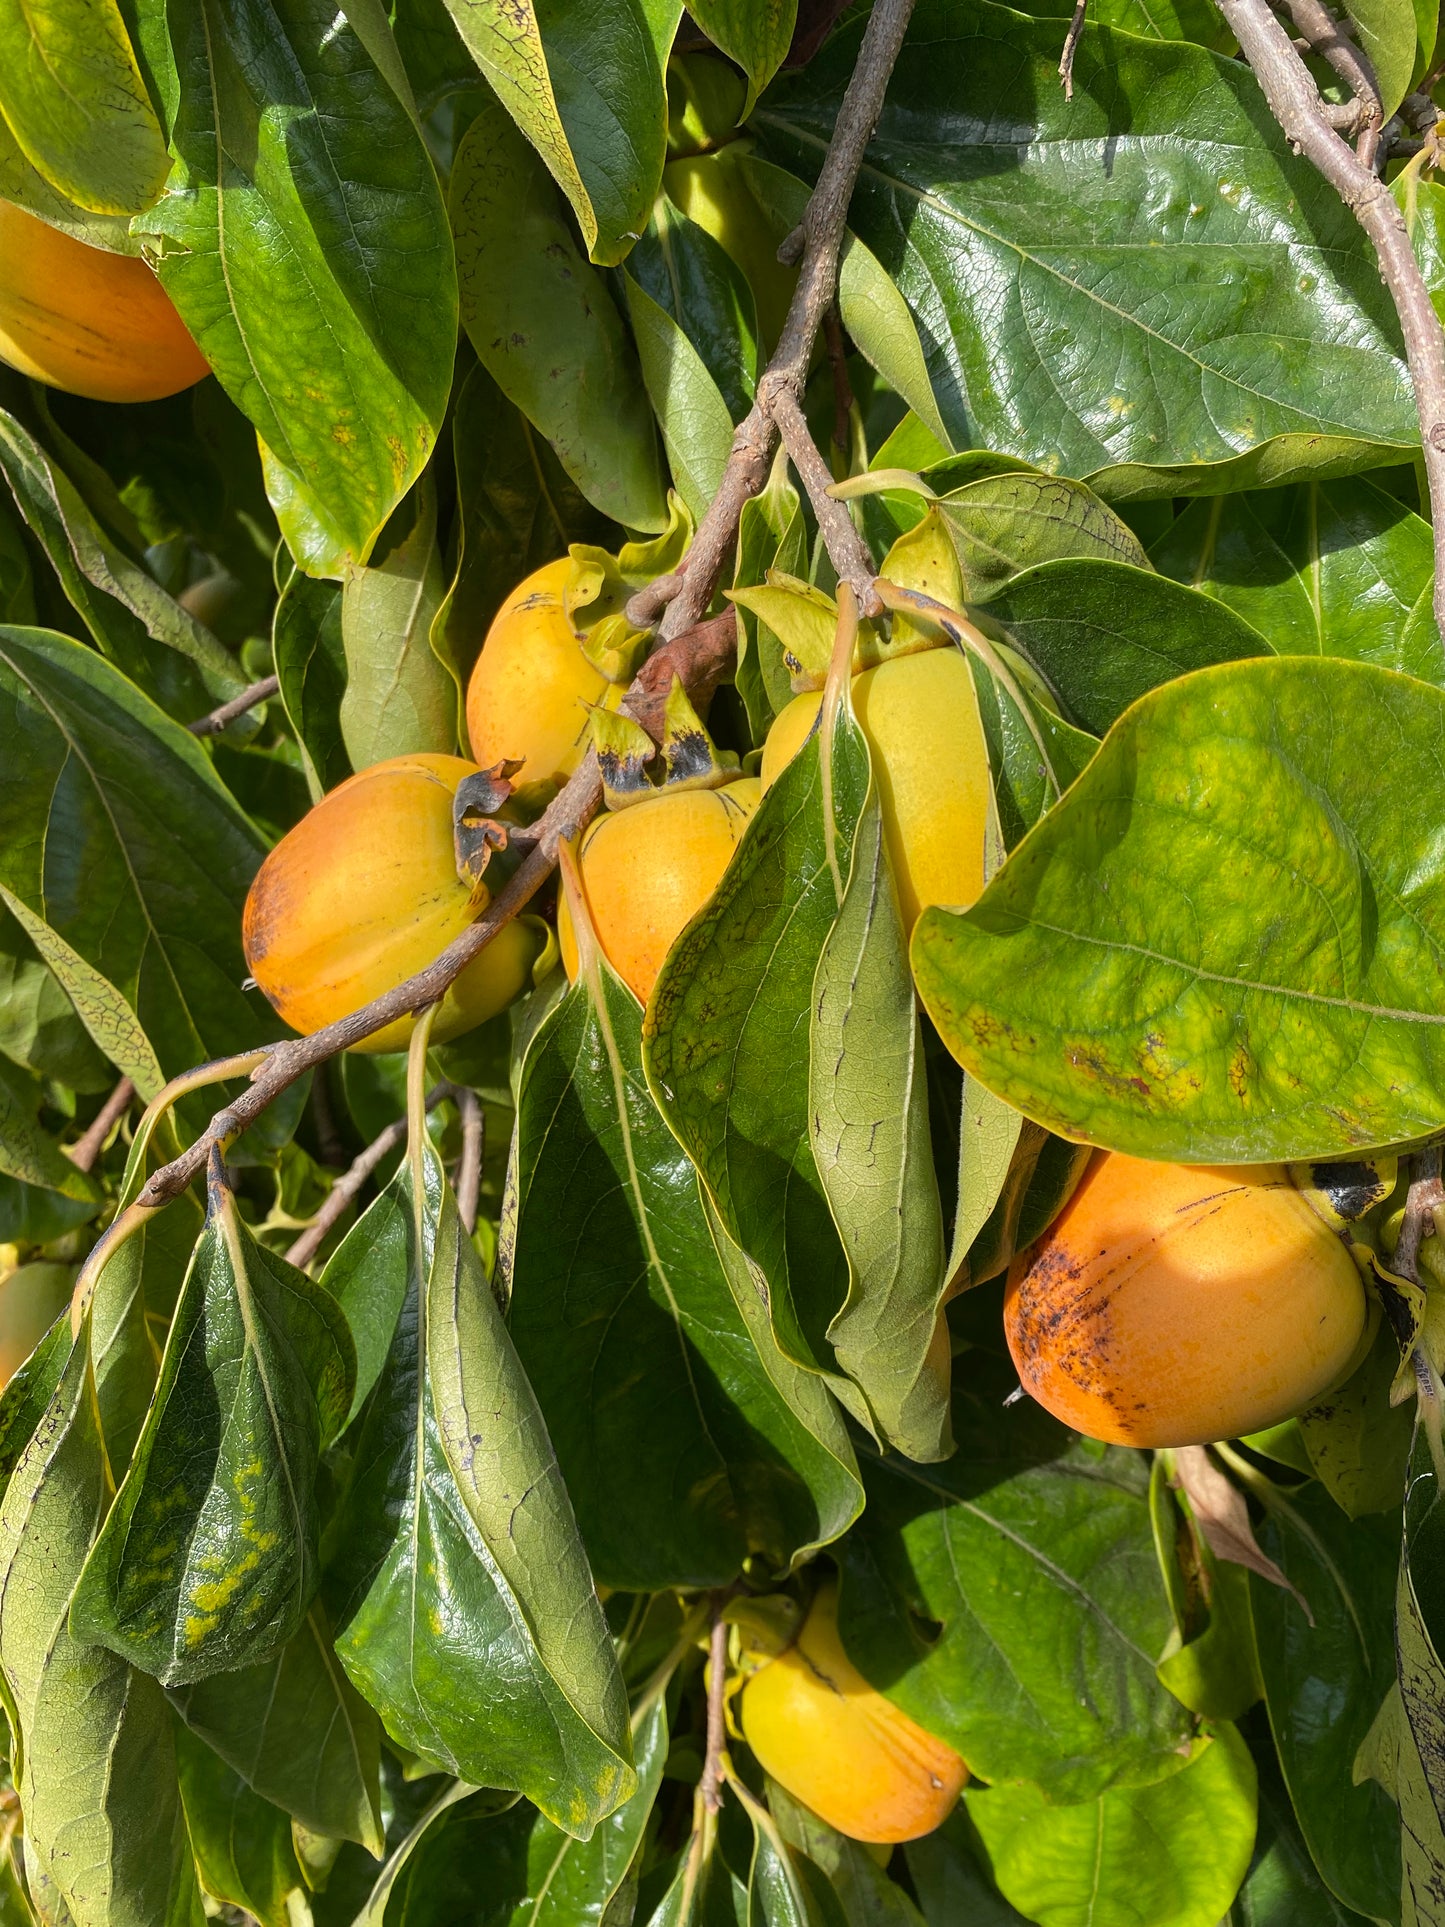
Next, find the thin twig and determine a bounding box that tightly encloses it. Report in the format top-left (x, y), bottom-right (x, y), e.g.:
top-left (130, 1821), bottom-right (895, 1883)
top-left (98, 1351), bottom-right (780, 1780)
top-left (65, 1077), bottom-right (135, 1174)
top-left (455, 1087), bottom-right (483, 1236)
top-left (698, 1610), bottom-right (730, 1817)
top-left (188, 675), bottom-right (280, 738)
top-left (1217, 0), bottom-right (1445, 632)
top-left (285, 1082), bottom-right (453, 1269)
top-left (1272, 0), bottom-right (1382, 157)
top-left (1058, 0), bottom-right (1088, 99)
top-left (632, 0), bottom-right (917, 641)
top-left (771, 388), bottom-right (877, 605)
top-left (1393, 1145), bottom-right (1443, 1286)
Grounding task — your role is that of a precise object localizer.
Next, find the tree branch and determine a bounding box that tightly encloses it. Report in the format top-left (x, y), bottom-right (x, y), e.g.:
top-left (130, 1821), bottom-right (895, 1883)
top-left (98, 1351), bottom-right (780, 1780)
top-left (455, 1086), bottom-right (483, 1236)
top-left (65, 1077), bottom-right (135, 1175)
top-left (1271, 0), bottom-right (1382, 156)
top-left (188, 675), bottom-right (280, 738)
top-left (632, 0), bottom-right (918, 641)
top-left (284, 1082), bottom-right (453, 1270)
top-left (697, 1609), bottom-right (731, 1817)
top-left (1058, 0), bottom-right (1088, 99)
top-left (1218, 0), bottom-right (1445, 631)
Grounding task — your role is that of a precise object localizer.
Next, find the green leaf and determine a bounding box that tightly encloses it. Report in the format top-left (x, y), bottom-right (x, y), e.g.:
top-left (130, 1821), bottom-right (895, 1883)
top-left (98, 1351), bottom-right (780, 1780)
top-left (339, 472), bottom-right (456, 769)
top-left (1397, 1415), bottom-right (1445, 1927)
top-left (732, 448), bottom-right (805, 741)
top-left (0, 903), bottom-right (112, 1092)
top-left (1024, 0), bottom-right (1227, 44)
top-left (1298, 1317), bottom-right (1414, 1519)
top-left (175, 1722), bottom-right (308, 1927)
top-left (1151, 477), bottom-right (1444, 684)
top-left (326, 1132), bottom-right (634, 1836)
top-left (0, 0), bottom-right (168, 215)
top-left (0, 115), bottom-right (139, 250)
top-left (435, 0), bottom-right (675, 265)
top-left (767, 1780), bottom-right (926, 1927)
top-left (0, 1060), bottom-right (99, 1207)
top-left (966, 1725), bottom-right (1258, 1927)
top-left (905, 1809), bottom-right (1029, 1927)
top-left (168, 1604), bottom-right (384, 1851)
top-left (624, 274), bottom-right (736, 526)
top-left (688, 0), bottom-right (795, 114)
top-left (913, 656), bottom-right (1445, 1163)
top-left (628, 194), bottom-right (761, 425)
top-left (0, 1335), bottom-right (204, 1927)
top-left (70, 1169), bottom-right (356, 1683)
top-left (1251, 1482), bottom-right (1401, 1922)
top-left (1228, 1737), bottom-right (1376, 1926)
top-left (450, 95), bottom-right (666, 532)
top-left (755, 0), bottom-right (1419, 488)
top-left (507, 940), bottom-right (861, 1590)
top-left (934, 474), bottom-right (1148, 598)
top-left (0, 401), bottom-right (244, 717)
top-left (980, 557), bottom-right (1271, 736)
top-left (644, 706), bottom-right (860, 1374)
top-left (431, 361), bottom-right (618, 719)
top-left (1341, 0), bottom-right (1418, 116)
top-left (837, 1354), bottom-right (1193, 1802)
top-left (0, 628), bottom-right (272, 1086)
top-left (272, 569), bottom-right (350, 803)
top-left (136, 0), bottom-right (458, 568)
top-left (810, 721), bottom-right (952, 1461)
top-left (0, 1316), bottom-right (69, 1508)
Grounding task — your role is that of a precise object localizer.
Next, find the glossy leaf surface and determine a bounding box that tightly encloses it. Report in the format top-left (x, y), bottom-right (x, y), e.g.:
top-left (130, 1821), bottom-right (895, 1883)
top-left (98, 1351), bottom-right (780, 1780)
top-left (136, 0), bottom-right (458, 567)
top-left (756, 0), bottom-right (1419, 489)
top-left (914, 657), bottom-right (1445, 1161)
top-left (507, 938), bottom-right (861, 1590)
top-left (0, 627), bottom-right (272, 1087)
top-left (326, 1134), bottom-right (633, 1836)
top-left (837, 1356), bottom-right (1191, 1801)
top-left (71, 1173), bottom-right (355, 1683)
top-left (272, 570), bottom-right (351, 802)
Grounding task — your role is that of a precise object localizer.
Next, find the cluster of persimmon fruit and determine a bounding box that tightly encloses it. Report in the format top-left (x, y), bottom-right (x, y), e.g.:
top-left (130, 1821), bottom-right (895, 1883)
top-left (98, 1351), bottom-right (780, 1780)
top-left (0, 186), bottom-right (1385, 1851)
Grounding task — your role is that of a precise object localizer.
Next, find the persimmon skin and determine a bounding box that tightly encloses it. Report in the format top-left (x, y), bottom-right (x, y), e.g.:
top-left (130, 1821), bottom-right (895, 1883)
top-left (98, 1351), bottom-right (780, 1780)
top-left (0, 1264), bottom-right (75, 1388)
top-left (243, 753), bottom-right (539, 1053)
top-left (760, 649), bottom-right (989, 932)
top-left (465, 559), bottom-right (625, 799)
top-left (0, 200), bottom-right (208, 403)
top-left (557, 778), bottom-right (760, 1004)
top-left (1005, 1153), bottom-right (1369, 1448)
top-left (741, 1582), bottom-right (967, 1845)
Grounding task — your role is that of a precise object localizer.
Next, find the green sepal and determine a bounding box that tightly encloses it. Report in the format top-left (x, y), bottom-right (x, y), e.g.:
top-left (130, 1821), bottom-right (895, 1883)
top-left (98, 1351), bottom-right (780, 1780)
top-left (727, 573), bottom-right (841, 689)
top-left (566, 492), bottom-right (694, 682)
top-left (591, 707), bottom-right (659, 810)
top-left (659, 677), bottom-right (739, 791)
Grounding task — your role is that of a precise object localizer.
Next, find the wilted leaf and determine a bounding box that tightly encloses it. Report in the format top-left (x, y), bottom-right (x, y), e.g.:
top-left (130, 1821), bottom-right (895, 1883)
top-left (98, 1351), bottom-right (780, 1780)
top-left (326, 1132), bottom-right (634, 1836)
top-left (914, 657), bottom-right (1445, 1163)
top-left (71, 1164), bottom-right (356, 1683)
top-left (0, 0), bottom-right (168, 215)
top-left (137, 0), bottom-right (458, 567)
top-left (838, 1355), bottom-right (1193, 1801)
top-left (450, 96), bottom-right (666, 532)
top-left (756, 0), bottom-right (1419, 489)
top-left (507, 933), bottom-right (861, 1590)
top-left (0, 628), bottom-right (273, 1086)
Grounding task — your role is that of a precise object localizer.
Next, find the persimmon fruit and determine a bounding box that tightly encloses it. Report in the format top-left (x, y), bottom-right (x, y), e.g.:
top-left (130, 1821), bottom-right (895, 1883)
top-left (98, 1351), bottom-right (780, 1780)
top-left (465, 559), bottom-right (626, 801)
top-left (1005, 1153), bottom-right (1369, 1448)
top-left (243, 753), bottom-right (541, 1053)
top-left (740, 1581), bottom-right (966, 1844)
top-left (558, 777), bottom-right (760, 1004)
top-left (0, 1263), bottom-right (75, 1387)
top-left (0, 199), bottom-right (208, 403)
top-left (760, 647), bottom-right (990, 932)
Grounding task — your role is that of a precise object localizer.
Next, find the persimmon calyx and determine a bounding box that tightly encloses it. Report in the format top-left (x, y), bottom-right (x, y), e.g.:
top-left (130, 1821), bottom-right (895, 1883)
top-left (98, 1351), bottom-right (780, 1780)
top-left (591, 677), bottom-right (739, 811)
top-left (452, 760), bottom-right (523, 889)
top-left (566, 491), bottom-right (694, 680)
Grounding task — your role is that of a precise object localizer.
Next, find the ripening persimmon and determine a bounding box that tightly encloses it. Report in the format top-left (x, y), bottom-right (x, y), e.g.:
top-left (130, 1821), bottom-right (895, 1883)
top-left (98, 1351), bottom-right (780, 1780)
top-left (0, 1263), bottom-right (76, 1388)
top-left (741, 1582), bottom-right (966, 1844)
top-left (760, 647), bottom-right (990, 932)
top-left (465, 560), bottom-right (627, 802)
top-left (557, 777), bottom-right (760, 1004)
top-left (0, 200), bottom-right (209, 403)
top-left (1005, 1153), bottom-right (1370, 1448)
top-left (243, 753), bottom-right (542, 1053)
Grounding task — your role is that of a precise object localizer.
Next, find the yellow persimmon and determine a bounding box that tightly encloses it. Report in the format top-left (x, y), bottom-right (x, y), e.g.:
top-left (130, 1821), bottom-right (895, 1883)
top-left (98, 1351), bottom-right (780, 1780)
top-left (0, 1263), bottom-right (75, 1387)
top-left (0, 200), bottom-right (209, 403)
top-left (741, 1582), bottom-right (967, 1844)
top-left (557, 778), bottom-right (760, 1004)
top-left (243, 754), bottom-right (541, 1053)
top-left (760, 648), bottom-right (989, 932)
top-left (465, 560), bottom-right (626, 800)
top-left (1005, 1153), bottom-right (1370, 1448)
